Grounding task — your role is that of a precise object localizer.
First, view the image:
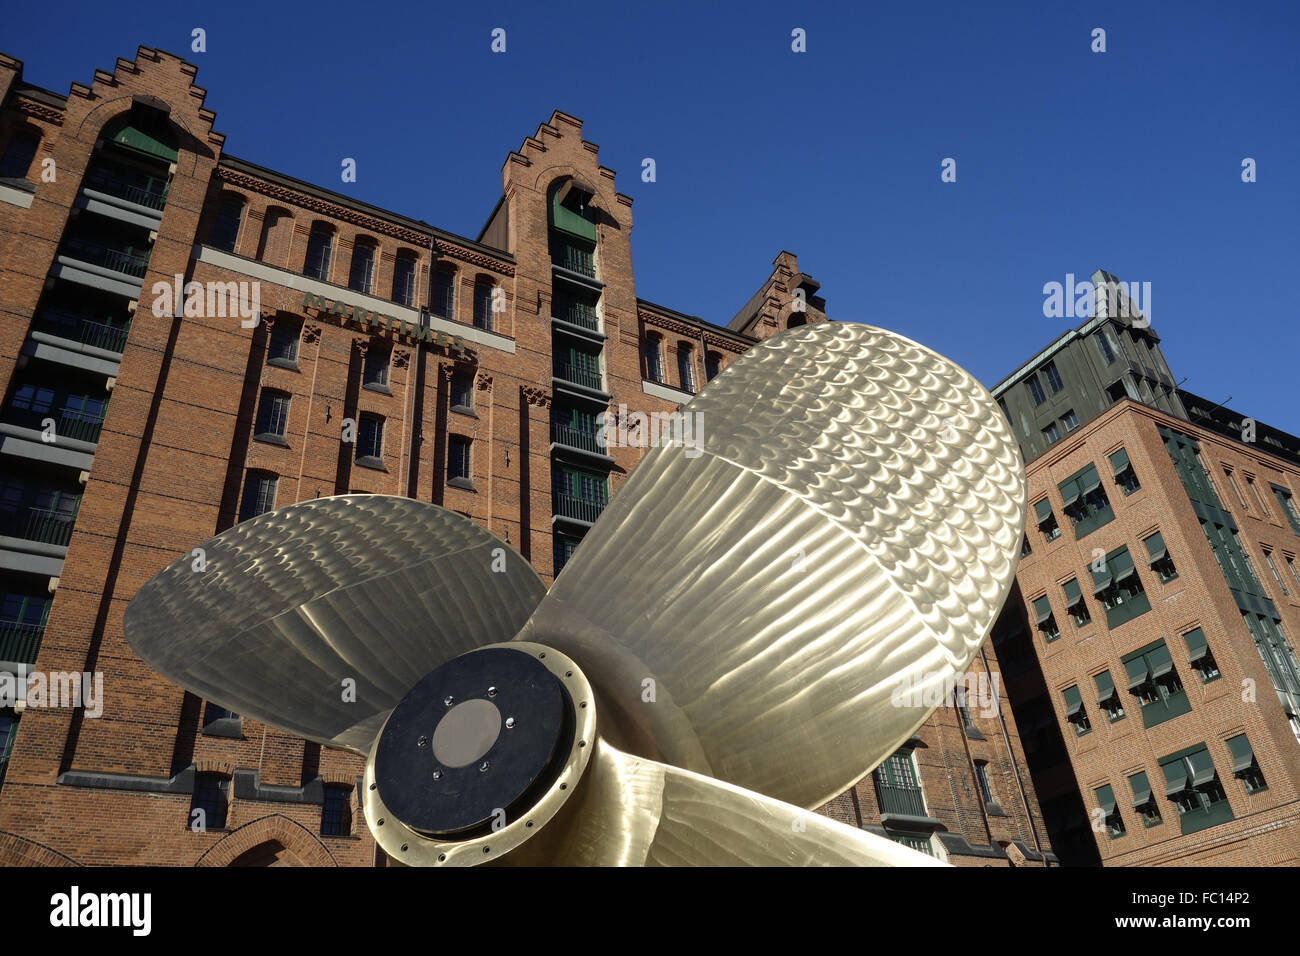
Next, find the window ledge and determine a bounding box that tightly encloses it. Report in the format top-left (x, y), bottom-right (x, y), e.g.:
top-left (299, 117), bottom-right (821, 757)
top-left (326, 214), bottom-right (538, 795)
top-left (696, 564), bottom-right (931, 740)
top-left (447, 477), bottom-right (476, 492)
top-left (451, 405), bottom-right (477, 418)
top-left (267, 357), bottom-right (299, 371)
top-left (985, 804), bottom-right (1007, 818)
top-left (253, 433), bottom-right (289, 448)
top-left (362, 382), bottom-right (392, 395)
top-left (355, 456), bottom-right (387, 472)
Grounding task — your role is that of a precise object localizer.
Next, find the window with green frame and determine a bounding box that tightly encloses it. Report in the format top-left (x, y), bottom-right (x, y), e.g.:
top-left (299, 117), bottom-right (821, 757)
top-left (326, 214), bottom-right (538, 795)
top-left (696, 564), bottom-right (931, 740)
top-left (0, 590), bottom-right (52, 666)
top-left (1224, 734), bottom-right (1267, 794)
top-left (1063, 577), bottom-right (1090, 628)
top-left (1034, 499), bottom-right (1061, 542)
top-left (553, 532), bottom-right (582, 575)
top-left (1271, 484), bottom-right (1300, 536)
top-left (1032, 595), bottom-right (1059, 643)
top-left (1160, 745), bottom-right (1233, 836)
top-left (1122, 640), bottom-right (1191, 728)
top-left (1062, 685), bottom-right (1090, 736)
top-left (554, 339), bottom-right (603, 392)
top-left (1094, 670), bottom-right (1125, 722)
top-left (1181, 628), bottom-right (1220, 683)
top-left (0, 710), bottom-right (17, 794)
top-left (1094, 784), bottom-right (1125, 837)
top-left (888, 832), bottom-right (936, 857)
top-left (1109, 447), bottom-right (1140, 495)
top-left (1241, 612), bottom-right (1300, 702)
top-left (1143, 530), bottom-right (1178, 582)
top-left (553, 466), bottom-right (608, 505)
top-left (1090, 545), bottom-right (1151, 628)
top-left (1059, 464), bottom-right (1114, 539)
top-left (1127, 771), bottom-right (1161, 827)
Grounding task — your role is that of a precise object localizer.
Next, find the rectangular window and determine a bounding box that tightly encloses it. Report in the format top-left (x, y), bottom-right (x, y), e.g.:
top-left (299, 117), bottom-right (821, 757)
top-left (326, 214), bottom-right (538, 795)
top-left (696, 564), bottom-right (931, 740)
top-left (873, 748), bottom-right (927, 818)
top-left (363, 343), bottom-right (390, 389)
top-left (304, 226), bottom-right (333, 280)
top-left (705, 351), bottom-right (722, 381)
top-left (556, 341), bottom-right (603, 392)
top-left (392, 255), bottom-right (417, 306)
top-left (677, 343), bottom-right (696, 394)
top-left (1061, 409), bottom-right (1078, 432)
top-left (1096, 326), bottom-right (1118, 365)
top-left (1032, 595), bottom-right (1059, 643)
top-left (238, 473), bottom-right (277, 523)
top-left (190, 773), bottom-right (230, 830)
top-left (974, 763), bottom-right (995, 806)
top-left (1059, 464), bottom-right (1114, 539)
top-left (448, 436), bottom-right (472, 485)
top-left (1286, 553), bottom-right (1300, 588)
top-left (1272, 484), bottom-right (1300, 535)
top-left (1095, 670), bottom-right (1124, 721)
top-left (1042, 422), bottom-right (1060, 445)
top-left (553, 533), bottom-right (581, 575)
top-left (1143, 531), bottom-right (1178, 583)
top-left (320, 785), bottom-right (353, 836)
top-left (1091, 545), bottom-right (1151, 628)
top-left (473, 281), bottom-right (494, 331)
top-left (1020, 535), bottom-right (1032, 558)
top-left (1062, 685), bottom-right (1090, 736)
top-left (267, 321), bottom-right (300, 367)
top-left (432, 269), bottom-right (455, 318)
top-left (1159, 745), bottom-right (1234, 836)
top-left (643, 337), bottom-right (663, 383)
top-left (348, 242), bottom-right (375, 294)
top-left (356, 414), bottom-right (384, 464)
top-left (1063, 577), bottom-right (1091, 627)
top-left (1263, 548), bottom-right (1288, 596)
top-left (1043, 361), bottom-right (1064, 393)
top-left (1034, 499), bottom-right (1061, 542)
top-left (1122, 639), bottom-right (1191, 728)
top-left (1026, 376), bottom-right (1047, 406)
top-left (1223, 466), bottom-right (1248, 510)
top-left (0, 132), bottom-right (40, 179)
top-left (1225, 734), bottom-right (1266, 794)
top-left (254, 390), bottom-right (290, 441)
top-left (1182, 628), bottom-right (1220, 683)
top-left (1094, 784), bottom-right (1125, 837)
top-left (450, 370), bottom-right (474, 413)
top-left (1128, 771), bottom-right (1161, 827)
top-left (1246, 475), bottom-right (1269, 515)
top-left (210, 197), bottom-right (243, 252)
top-left (1109, 448), bottom-right (1140, 495)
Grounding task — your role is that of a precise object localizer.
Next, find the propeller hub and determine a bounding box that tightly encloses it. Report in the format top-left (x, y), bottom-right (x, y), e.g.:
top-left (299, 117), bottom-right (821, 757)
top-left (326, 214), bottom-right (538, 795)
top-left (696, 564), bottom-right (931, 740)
top-left (373, 646), bottom-right (574, 836)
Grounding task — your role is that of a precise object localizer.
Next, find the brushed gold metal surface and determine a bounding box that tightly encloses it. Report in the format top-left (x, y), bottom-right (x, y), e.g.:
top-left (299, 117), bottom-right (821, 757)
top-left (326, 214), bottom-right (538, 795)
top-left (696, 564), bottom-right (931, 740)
top-left (123, 496), bottom-right (547, 753)
top-left (520, 321), bottom-right (1026, 809)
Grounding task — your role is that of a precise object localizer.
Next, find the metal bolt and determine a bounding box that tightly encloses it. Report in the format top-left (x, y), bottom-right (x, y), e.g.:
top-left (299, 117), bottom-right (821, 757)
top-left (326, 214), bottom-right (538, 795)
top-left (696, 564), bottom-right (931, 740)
top-left (443, 695), bottom-right (454, 707)
top-left (432, 769), bottom-right (442, 781)
top-left (505, 717), bottom-right (515, 729)
top-left (479, 761), bottom-right (490, 773)
top-left (487, 686), bottom-right (497, 698)
top-left (417, 735), bottom-right (428, 748)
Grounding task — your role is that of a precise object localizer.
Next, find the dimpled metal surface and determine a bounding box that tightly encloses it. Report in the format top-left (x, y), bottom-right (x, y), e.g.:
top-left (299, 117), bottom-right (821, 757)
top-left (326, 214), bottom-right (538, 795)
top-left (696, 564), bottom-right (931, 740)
top-left (520, 321), bottom-right (1026, 809)
top-left (123, 495), bottom-right (547, 753)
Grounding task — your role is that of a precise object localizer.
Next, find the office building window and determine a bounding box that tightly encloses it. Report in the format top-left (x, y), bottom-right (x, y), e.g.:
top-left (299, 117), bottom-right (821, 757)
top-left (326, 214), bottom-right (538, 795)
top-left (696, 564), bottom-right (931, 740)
top-left (363, 342), bottom-right (390, 389)
top-left (1062, 577), bottom-right (1090, 628)
top-left (348, 239), bottom-right (376, 294)
top-left (1062, 685), bottom-right (1090, 736)
top-left (1095, 670), bottom-right (1125, 721)
top-left (1128, 771), bottom-right (1161, 827)
top-left (304, 223), bottom-right (334, 280)
top-left (1096, 327), bottom-right (1117, 365)
top-left (1026, 376), bottom-right (1047, 406)
top-left (1020, 535), bottom-right (1032, 558)
top-left (1159, 745), bottom-right (1233, 836)
top-left (356, 414), bottom-right (384, 466)
top-left (1245, 475), bottom-right (1269, 515)
top-left (1043, 422), bottom-right (1060, 445)
top-left (1043, 361), bottom-right (1064, 393)
top-left (320, 785), bottom-right (353, 836)
top-left (253, 389), bottom-right (290, 442)
top-left (238, 472), bottom-right (277, 523)
top-left (1109, 448), bottom-right (1140, 495)
top-left (1286, 553), bottom-right (1300, 589)
top-left (1263, 548), bottom-right (1288, 596)
top-left (189, 773), bottom-right (230, 830)
top-left (1094, 784), bottom-right (1125, 838)
top-left (1032, 595), bottom-right (1059, 643)
top-left (1225, 734), bottom-right (1266, 794)
top-left (1122, 639), bottom-right (1190, 728)
top-left (1091, 545), bottom-right (1151, 628)
top-left (392, 252), bottom-right (417, 306)
top-left (1060, 464), bottom-right (1114, 539)
top-left (1223, 466), bottom-right (1248, 510)
top-left (1061, 409), bottom-right (1078, 432)
top-left (1143, 531), bottom-right (1178, 583)
top-left (1181, 628), bottom-right (1220, 683)
top-left (1272, 484), bottom-right (1300, 535)
top-left (432, 267), bottom-right (455, 318)
top-left (448, 436), bottom-right (472, 486)
top-left (553, 533), bottom-right (581, 575)
top-left (1034, 499), bottom-right (1061, 542)
top-left (267, 321), bottom-right (300, 367)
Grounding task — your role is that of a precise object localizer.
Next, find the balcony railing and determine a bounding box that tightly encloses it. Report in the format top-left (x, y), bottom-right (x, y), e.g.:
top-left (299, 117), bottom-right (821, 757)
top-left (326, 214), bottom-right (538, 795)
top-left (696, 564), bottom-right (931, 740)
top-left (554, 361), bottom-right (603, 393)
top-left (62, 238), bottom-right (149, 278)
top-left (554, 302), bottom-right (598, 331)
top-left (36, 309), bottom-right (130, 353)
top-left (82, 166), bottom-right (169, 211)
top-left (2, 507), bottom-right (76, 547)
top-left (554, 494), bottom-right (606, 525)
top-left (0, 621), bottom-right (43, 666)
top-left (551, 240), bottom-right (596, 279)
top-left (551, 423), bottom-right (605, 455)
top-left (9, 406), bottom-right (105, 444)
top-left (875, 783), bottom-right (928, 818)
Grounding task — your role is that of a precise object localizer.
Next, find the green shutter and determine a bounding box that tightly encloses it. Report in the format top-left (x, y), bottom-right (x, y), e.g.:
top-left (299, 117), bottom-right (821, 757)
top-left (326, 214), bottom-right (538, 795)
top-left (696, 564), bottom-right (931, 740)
top-left (1128, 771), bottom-right (1151, 808)
top-left (1110, 547), bottom-right (1136, 582)
top-left (1186, 748), bottom-right (1216, 786)
top-left (1144, 531), bottom-right (1167, 564)
top-left (1109, 448), bottom-right (1131, 476)
top-left (1272, 485), bottom-right (1300, 535)
top-left (1063, 578), bottom-right (1082, 605)
top-left (1147, 642), bottom-right (1174, 678)
top-left (1079, 465), bottom-right (1102, 495)
top-left (1034, 499), bottom-right (1053, 523)
top-left (1094, 670), bottom-right (1116, 702)
top-left (1182, 628), bottom-right (1209, 662)
top-left (1124, 655), bottom-right (1149, 690)
top-left (1090, 561), bottom-right (1113, 594)
top-left (1226, 734), bottom-right (1254, 773)
top-left (1059, 479), bottom-right (1081, 508)
top-left (1062, 685), bottom-right (1083, 716)
top-left (1161, 757), bottom-right (1189, 796)
top-left (549, 183), bottom-right (598, 242)
top-left (1033, 595), bottom-right (1053, 624)
top-left (1094, 784), bottom-right (1116, 815)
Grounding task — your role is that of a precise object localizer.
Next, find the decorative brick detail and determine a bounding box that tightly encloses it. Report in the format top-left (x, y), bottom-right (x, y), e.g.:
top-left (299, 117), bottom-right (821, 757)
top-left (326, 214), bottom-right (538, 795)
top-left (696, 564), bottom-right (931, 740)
top-left (193, 814), bottom-right (338, 867)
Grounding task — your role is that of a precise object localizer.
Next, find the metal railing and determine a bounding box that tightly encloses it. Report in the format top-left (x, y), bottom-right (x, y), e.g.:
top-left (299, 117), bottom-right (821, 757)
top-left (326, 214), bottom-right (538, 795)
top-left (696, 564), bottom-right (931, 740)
top-left (0, 621), bottom-right (43, 666)
top-left (0, 507), bottom-right (76, 547)
top-left (8, 406), bottom-right (104, 444)
top-left (551, 240), bottom-right (596, 279)
top-left (82, 166), bottom-right (168, 211)
top-left (553, 494), bottom-right (605, 524)
top-left (554, 361), bottom-right (603, 392)
top-left (875, 783), bottom-right (928, 818)
top-left (555, 302), bottom-right (598, 331)
top-left (36, 309), bottom-right (130, 353)
top-left (62, 238), bottom-right (149, 278)
top-left (550, 423), bottom-right (605, 455)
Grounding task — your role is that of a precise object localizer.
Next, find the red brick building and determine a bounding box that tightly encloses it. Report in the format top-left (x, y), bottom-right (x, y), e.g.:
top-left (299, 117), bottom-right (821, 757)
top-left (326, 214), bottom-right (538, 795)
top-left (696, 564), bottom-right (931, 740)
top-left (0, 46), bottom-right (1051, 866)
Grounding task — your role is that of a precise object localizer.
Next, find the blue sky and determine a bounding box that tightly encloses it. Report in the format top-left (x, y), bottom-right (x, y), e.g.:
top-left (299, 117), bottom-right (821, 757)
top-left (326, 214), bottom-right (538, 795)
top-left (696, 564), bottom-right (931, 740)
top-left (9, 1), bottom-right (1298, 430)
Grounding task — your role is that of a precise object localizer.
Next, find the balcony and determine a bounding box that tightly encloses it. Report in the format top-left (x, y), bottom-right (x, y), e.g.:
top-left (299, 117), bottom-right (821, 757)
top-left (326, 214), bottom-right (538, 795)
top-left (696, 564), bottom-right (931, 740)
top-left (550, 239), bottom-right (596, 279)
top-left (35, 309), bottom-right (130, 354)
top-left (875, 783), bottom-right (928, 818)
top-left (61, 238), bottom-right (148, 279)
top-left (2, 507), bottom-right (76, 548)
top-left (8, 407), bottom-right (104, 445)
top-left (0, 620), bottom-right (43, 666)
top-left (82, 165), bottom-right (168, 211)
top-left (550, 423), bottom-right (605, 456)
top-left (554, 302), bottom-right (598, 332)
top-left (553, 494), bottom-right (605, 525)
top-left (554, 361), bottom-right (603, 393)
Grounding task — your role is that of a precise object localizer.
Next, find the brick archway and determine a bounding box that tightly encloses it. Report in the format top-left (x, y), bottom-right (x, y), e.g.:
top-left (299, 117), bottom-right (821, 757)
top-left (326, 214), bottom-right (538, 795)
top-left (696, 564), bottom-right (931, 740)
top-left (0, 831), bottom-right (81, 867)
top-left (194, 814), bottom-right (337, 867)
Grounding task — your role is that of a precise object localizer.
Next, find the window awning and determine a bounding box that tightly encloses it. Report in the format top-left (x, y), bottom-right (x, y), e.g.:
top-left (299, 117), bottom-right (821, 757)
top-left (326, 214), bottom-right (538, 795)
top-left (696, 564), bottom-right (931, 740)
top-left (1063, 685), bottom-right (1084, 718)
top-left (1129, 771), bottom-right (1152, 808)
top-left (1148, 643), bottom-right (1175, 679)
top-left (1162, 760), bottom-right (1189, 796)
top-left (1186, 749), bottom-right (1216, 787)
top-left (1111, 548), bottom-right (1137, 583)
top-left (1109, 447), bottom-right (1131, 476)
top-left (1095, 784), bottom-right (1116, 816)
top-left (1226, 735), bottom-right (1255, 774)
top-left (1183, 628), bottom-right (1209, 663)
top-left (1125, 656), bottom-right (1150, 691)
top-left (1033, 595), bottom-right (1054, 625)
top-left (1059, 480), bottom-right (1081, 509)
top-left (1063, 578), bottom-right (1084, 608)
top-left (1091, 563), bottom-right (1113, 594)
top-left (1095, 670), bottom-right (1117, 703)
top-left (110, 122), bottom-right (178, 163)
top-left (1079, 466), bottom-right (1102, 495)
top-left (1143, 532), bottom-right (1167, 565)
top-left (1034, 499), bottom-right (1054, 524)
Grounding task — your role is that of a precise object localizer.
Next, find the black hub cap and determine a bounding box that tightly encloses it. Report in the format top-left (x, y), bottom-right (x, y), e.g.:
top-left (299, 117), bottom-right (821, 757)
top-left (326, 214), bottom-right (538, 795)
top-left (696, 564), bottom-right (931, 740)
top-left (374, 647), bottom-right (573, 836)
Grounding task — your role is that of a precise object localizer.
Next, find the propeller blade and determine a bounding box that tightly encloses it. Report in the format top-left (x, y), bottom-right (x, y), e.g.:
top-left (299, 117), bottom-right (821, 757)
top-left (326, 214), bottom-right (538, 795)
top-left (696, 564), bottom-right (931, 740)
top-left (521, 322), bottom-right (1026, 808)
top-left (502, 738), bottom-right (945, 866)
top-left (123, 495), bottom-right (546, 752)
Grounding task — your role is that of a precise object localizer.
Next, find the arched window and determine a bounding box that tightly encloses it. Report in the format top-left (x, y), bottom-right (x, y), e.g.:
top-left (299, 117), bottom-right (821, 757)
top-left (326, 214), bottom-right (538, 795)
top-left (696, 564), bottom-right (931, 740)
top-left (547, 178), bottom-right (597, 279)
top-left (677, 342), bottom-right (696, 394)
top-left (473, 278), bottom-right (494, 331)
top-left (432, 266), bottom-right (456, 319)
top-left (210, 194), bottom-right (244, 253)
top-left (642, 334), bottom-right (663, 384)
top-left (392, 251), bottom-right (418, 306)
top-left (256, 207), bottom-right (294, 265)
top-left (304, 223), bottom-right (334, 280)
top-left (705, 350), bottom-right (722, 381)
top-left (348, 237), bottom-right (376, 294)
top-left (787, 313), bottom-right (807, 329)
